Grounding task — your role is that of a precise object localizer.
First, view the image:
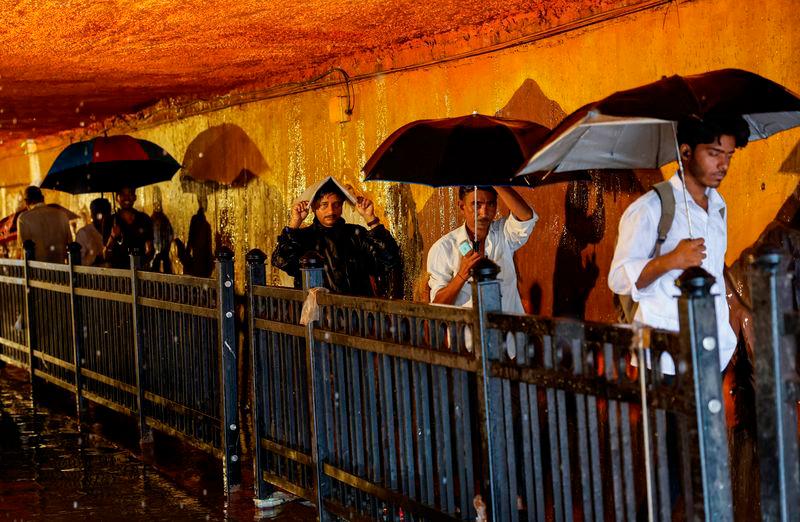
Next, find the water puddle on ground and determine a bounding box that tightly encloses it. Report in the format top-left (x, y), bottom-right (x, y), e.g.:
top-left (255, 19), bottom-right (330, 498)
top-left (0, 366), bottom-right (314, 521)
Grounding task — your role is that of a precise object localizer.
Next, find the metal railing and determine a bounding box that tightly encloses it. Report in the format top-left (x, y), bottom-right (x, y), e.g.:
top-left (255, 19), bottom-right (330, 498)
top-left (247, 252), bottom-right (734, 521)
top-left (748, 250), bottom-right (800, 522)
top-left (0, 241), bottom-right (241, 494)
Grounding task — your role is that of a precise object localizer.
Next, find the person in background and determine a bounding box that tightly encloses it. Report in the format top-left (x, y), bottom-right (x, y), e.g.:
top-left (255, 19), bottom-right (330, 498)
top-left (182, 195), bottom-right (214, 278)
top-left (16, 186), bottom-right (73, 263)
top-left (75, 198), bottom-right (111, 266)
top-left (150, 188), bottom-right (174, 273)
top-left (103, 186), bottom-right (154, 269)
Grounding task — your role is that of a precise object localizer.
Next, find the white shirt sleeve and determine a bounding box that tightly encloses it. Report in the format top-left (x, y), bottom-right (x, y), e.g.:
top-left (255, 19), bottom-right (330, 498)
top-left (502, 210), bottom-right (537, 252)
top-left (608, 200), bottom-right (660, 301)
top-left (427, 239), bottom-right (455, 302)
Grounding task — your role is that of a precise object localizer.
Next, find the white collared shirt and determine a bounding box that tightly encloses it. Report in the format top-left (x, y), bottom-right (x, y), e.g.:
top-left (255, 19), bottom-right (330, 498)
top-left (427, 212), bottom-right (537, 313)
top-left (608, 173), bottom-right (736, 372)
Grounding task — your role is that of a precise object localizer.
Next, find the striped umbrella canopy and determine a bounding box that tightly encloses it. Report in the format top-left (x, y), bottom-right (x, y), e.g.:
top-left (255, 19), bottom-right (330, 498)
top-left (41, 135), bottom-right (181, 194)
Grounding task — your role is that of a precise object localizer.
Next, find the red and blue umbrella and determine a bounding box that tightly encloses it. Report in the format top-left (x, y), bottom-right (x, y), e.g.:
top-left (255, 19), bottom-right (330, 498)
top-left (41, 135), bottom-right (181, 194)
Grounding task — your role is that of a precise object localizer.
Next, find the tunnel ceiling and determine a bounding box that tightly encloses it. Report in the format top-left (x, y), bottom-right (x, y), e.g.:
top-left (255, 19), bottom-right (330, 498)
top-left (0, 0), bottom-right (630, 151)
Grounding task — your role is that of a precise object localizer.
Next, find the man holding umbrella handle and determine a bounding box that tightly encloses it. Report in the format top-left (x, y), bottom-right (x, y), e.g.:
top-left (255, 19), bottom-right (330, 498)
top-left (609, 115), bottom-right (750, 373)
top-left (427, 186), bottom-right (536, 313)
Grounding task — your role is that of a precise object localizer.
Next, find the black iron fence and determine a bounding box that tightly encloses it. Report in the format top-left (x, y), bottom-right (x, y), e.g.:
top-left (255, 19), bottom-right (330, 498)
top-left (247, 252), bottom-right (735, 521)
top-left (6, 243), bottom-right (799, 520)
top-left (0, 241), bottom-right (241, 494)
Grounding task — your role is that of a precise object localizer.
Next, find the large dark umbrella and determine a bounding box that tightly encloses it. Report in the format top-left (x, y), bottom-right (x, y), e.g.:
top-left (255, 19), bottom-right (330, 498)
top-left (41, 135), bottom-right (181, 194)
top-left (363, 113), bottom-right (585, 250)
top-left (362, 113), bottom-right (584, 187)
top-left (517, 69), bottom-right (800, 234)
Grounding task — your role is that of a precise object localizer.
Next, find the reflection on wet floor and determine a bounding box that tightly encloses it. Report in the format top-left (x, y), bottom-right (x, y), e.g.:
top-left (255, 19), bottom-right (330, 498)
top-left (0, 365), bottom-right (315, 521)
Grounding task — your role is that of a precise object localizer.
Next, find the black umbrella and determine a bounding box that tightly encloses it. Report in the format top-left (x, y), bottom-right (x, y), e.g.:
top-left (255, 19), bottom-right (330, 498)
top-left (363, 113), bottom-right (586, 250)
top-left (516, 69), bottom-right (800, 234)
top-left (362, 113), bottom-right (585, 187)
top-left (41, 135), bottom-right (181, 194)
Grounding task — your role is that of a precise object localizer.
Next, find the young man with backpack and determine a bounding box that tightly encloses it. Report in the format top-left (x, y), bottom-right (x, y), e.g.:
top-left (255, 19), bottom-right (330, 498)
top-left (608, 115), bottom-right (750, 373)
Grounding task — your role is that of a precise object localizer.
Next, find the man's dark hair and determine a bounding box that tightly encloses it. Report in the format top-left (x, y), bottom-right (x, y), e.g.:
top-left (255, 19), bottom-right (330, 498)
top-left (458, 186), bottom-right (497, 201)
top-left (90, 198), bottom-right (112, 220)
top-left (311, 179), bottom-right (346, 208)
top-left (677, 114), bottom-right (750, 149)
top-left (23, 186), bottom-right (44, 204)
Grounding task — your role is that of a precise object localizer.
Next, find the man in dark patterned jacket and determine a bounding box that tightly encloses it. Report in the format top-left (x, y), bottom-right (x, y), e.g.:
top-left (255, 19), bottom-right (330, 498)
top-left (271, 177), bottom-right (402, 297)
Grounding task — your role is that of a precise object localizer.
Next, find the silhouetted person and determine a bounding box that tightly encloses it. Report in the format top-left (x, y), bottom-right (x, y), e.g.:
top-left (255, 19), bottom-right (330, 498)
top-left (75, 198), bottom-right (111, 265)
top-left (150, 188), bottom-right (174, 273)
top-left (183, 198), bottom-right (214, 278)
top-left (553, 181), bottom-right (605, 318)
top-left (16, 186), bottom-right (72, 263)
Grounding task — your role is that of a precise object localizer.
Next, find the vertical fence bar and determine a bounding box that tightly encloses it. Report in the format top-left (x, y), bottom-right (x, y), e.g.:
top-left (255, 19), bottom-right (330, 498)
top-left (67, 242), bottom-right (86, 424)
top-left (749, 250), bottom-right (800, 522)
top-left (22, 240), bottom-right (36, 396)
top-left (217, 248), bottom-right (242, 494)
top-left (246, 249), bottom-right (272, 500)
top-left (471, 258), bottom-right (504, 520)
top-left (130, 248), bottom-right (152, 447)
top-left (300, 252), bottom-right (332, 521)
top-left (675, 266), bottom-right (733, 520)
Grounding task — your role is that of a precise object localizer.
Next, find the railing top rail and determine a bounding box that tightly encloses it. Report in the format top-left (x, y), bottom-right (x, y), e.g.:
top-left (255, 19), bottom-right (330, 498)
top-left (73, 265), bottom-right (133, 278)
top-left (252, 284), bottom-right (304, 301)
top-left (28, 260), bottom-right (70, 272)
top-left (136, 270), bottom-right (215, 286)
top-left (486, 311), bottom-right (679, 346)
top-left (316, 292), bottom-right (474, 323)
top-left (0, 258), bottom-right (24, 267)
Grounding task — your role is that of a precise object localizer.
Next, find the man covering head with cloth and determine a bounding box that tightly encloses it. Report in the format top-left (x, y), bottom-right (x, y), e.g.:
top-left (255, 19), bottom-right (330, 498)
top-left (271, 176), bottom-right (402, 297)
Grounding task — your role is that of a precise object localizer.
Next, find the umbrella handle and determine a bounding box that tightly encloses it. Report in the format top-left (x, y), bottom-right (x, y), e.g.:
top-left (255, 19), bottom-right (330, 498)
top-left (672, 122), bottom-right (694, 238)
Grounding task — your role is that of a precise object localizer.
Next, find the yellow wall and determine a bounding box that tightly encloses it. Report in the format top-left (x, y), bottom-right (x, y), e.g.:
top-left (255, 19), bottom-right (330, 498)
top-left (4, 0), bottom-right (799, 321)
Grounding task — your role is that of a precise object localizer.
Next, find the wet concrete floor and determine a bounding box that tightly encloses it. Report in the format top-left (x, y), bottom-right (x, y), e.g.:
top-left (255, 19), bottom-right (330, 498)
top-left (0, 365), bottom-right (316, 521)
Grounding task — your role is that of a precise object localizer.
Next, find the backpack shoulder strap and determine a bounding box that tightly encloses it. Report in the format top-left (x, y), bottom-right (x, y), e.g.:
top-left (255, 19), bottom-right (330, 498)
top-left (650, 180), bottom-right (675, 258)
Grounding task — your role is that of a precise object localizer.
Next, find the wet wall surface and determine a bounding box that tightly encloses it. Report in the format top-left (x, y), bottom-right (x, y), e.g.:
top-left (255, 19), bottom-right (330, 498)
top-left (0, 365), bottom-right (315, 521)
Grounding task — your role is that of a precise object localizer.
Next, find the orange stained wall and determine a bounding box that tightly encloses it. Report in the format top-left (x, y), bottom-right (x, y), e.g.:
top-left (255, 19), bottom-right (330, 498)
top-left (6, 0), bottom-right (800, 322)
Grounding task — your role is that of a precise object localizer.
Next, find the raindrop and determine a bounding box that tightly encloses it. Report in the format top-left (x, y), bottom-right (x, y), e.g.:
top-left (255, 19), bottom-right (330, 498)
top-left (96, 350), bottom-right (101, 356)
top-left (80, 358), bottom-right (85, 364)
top-left (179, 503), bottom-right (184, 509)
top-left (79, 101), bottom-right (84, 107)
top-left (75, 107), bottom-right (80, 113)
top-left (198, 152), bottom-right (203, 158)
top-left (79, 121), bottom-right (85, 127)
top-left (11, 118), bottom-right (16, 125)
top-left (173, 335), bottom-right (179, 343)
top-left (73, 501), bottom-right (79, 508)
top-left (202, 489), bottom-right (208, 496)
top-left (95, 151), bottom-right (100, 157)
top-left (141, 501), bottom-right (146, 508)
top-left (49, 245), bottom-right (55, 251)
